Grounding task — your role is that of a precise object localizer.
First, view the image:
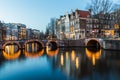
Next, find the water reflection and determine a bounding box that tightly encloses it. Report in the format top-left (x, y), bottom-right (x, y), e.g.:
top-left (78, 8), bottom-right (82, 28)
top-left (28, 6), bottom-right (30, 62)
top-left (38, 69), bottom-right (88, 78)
top-left (25, 43), bottom-right (44, 58)
top-left (56, 48), bottom-right (82, 78)
top-left (60, 54), bottom-right (64, 66)
top-left (46, 48), bottom-right (59, 57)
top-left (75, 57), bottom-right (79, 69)
top-left (25, 43), bottom-right (41, 53)
top-left (4, 44), bottom-right (19, 53)
top-left (24, 49), bottom-right (44, 58)
top-left (86, 48), bottom-right (102, 65)
top-left (3, 45), bottom-right (21, 60)
top-left (0, 45), bottom-right (120, 80)
top-left (71, 50), bottom-right (75, 61)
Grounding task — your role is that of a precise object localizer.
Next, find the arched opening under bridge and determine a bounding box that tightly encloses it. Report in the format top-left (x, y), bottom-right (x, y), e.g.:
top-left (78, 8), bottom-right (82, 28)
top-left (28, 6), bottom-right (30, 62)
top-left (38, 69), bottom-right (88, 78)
top-left (24, 40), bottom-right (44, 51)
top-left (46, 40), bottom-right (58, 51)
top-left (86, 39), bottom-right (101, 51)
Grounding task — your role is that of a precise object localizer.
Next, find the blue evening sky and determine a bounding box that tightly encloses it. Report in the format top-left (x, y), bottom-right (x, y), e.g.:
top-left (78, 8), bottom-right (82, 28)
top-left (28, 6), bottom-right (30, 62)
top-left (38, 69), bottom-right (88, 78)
top-left (0, 0), bottom-right (119, 32)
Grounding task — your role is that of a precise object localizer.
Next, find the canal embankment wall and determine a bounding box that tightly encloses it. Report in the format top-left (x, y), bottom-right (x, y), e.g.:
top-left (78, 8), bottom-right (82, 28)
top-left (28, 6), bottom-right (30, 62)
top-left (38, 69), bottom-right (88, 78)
top-left (58, 39), bottom-right (85, 47)
top-left (59, 39), bottom-right (120, 50)
top-left (102, 39), bottom-right (120, 50)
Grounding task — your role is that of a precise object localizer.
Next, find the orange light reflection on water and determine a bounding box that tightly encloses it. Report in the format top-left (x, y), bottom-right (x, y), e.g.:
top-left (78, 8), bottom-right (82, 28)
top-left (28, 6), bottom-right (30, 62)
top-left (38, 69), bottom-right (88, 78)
top-left (86, 48), bottom-right (102, 66)
top-left (60, 54), bottom-right (64, 66)
top-left (46, 48), bottom-right (59, 57)
top-left (3, 45), bottom-right (21, 60)
top-left (75, 57), bottom-right (79, 69)
top-left (71, 50), bottom-right (75, 61)
top-left (24, 49), bottom-right (44, 58)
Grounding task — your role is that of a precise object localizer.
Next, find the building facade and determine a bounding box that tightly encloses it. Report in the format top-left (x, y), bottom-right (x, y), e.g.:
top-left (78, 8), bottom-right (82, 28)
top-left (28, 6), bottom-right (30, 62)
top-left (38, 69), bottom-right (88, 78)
top-left (32, 29), bottom-right (40, 39)
top-left (86, 13), bottom-right (114, 38)
top-left (1, 23), bottom-right (27, 40)
top-left (0, 21), bottom-right (3, 41)
top-left (56, 9), bottom-right (90, 40)
top-left (2, 23), bottom-right (18, 40)
top-left (0, 22), bottom-right (42, 41)
top-left (56, 9), bottom-right (116, 40)
top-left (26, 28), bottom-right (32, 40)
top-left (17, 24), bottom-right (26, 40)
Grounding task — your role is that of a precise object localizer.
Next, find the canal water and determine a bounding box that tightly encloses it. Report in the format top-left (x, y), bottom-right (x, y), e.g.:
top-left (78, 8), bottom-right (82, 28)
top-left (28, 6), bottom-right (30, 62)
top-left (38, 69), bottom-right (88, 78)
top-left (0, 43), bottom-right (120, 80)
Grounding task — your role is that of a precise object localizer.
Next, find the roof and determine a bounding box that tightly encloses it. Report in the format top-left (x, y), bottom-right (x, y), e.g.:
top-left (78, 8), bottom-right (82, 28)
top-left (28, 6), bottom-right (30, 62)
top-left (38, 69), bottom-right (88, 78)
top-left (76, 10), bottom-right (90, 18)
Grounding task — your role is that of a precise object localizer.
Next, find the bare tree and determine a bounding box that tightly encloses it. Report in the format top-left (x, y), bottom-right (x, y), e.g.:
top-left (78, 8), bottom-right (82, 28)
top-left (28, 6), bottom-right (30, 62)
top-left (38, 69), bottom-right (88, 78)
top-left (89, 0), bottom-right (113, 15)
top-left (87, 0), bottom-right (113, 37)
top-left (39, 31), bottom-right (45, 40)
top-left (47, 18), bottom-right (56, 38)
top-left (113, 4), bottom-right (120, 25)
top-left (50, 18), bottom-right (56, 37)
top-left (45, 26), bottom-right (50, 39)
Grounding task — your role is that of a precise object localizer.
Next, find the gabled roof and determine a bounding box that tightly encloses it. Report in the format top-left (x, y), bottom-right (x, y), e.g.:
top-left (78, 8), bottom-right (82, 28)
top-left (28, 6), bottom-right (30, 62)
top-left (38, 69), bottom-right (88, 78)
top-left (76, 10), bottom-right (91, 18)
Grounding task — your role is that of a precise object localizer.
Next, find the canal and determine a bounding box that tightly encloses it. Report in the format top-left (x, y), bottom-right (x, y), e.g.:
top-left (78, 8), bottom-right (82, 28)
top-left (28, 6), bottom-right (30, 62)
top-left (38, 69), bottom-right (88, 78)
top-left (0, 43), bottom-right (120, 80)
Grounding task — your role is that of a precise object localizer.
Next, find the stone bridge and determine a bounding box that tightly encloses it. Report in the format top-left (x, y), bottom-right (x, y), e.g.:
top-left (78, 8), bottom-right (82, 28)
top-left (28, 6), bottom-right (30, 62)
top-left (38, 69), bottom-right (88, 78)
top-left (0, 38), bottom-right (104, 50)
top-left (0, 39), bottom-right (59, 50)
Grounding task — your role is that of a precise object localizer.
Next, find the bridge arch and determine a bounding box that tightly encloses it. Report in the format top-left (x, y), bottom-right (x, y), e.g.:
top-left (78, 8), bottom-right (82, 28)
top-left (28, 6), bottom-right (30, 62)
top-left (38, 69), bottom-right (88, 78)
top-left (85, 38), bottom-right (102, 48)
top-left (46, 40), bottom-right (58, 50)
top-left (24, 39), bottom-right (44, 49)
top-left (2, 41), bottom-right (21, 50)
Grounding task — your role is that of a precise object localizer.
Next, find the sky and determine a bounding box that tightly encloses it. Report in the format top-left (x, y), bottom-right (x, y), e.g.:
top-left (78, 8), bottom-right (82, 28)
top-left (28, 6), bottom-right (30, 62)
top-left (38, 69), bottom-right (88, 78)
top-left (0, 0), bottom-right (119, 32)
